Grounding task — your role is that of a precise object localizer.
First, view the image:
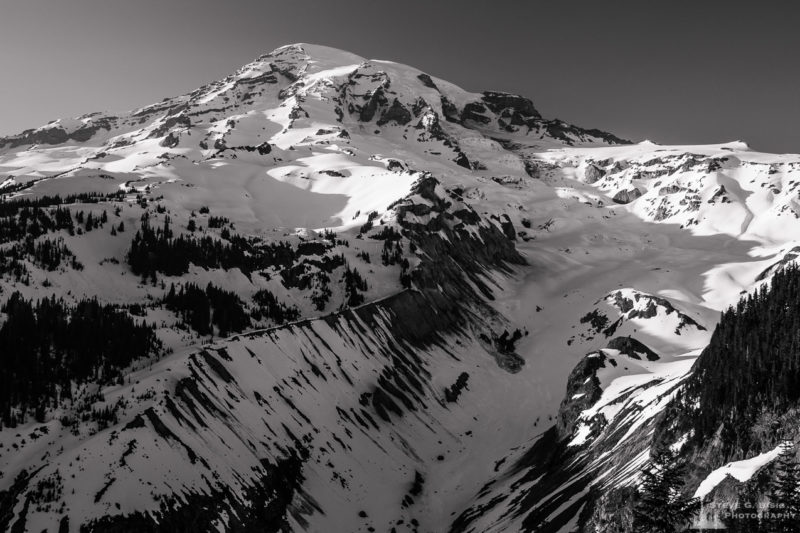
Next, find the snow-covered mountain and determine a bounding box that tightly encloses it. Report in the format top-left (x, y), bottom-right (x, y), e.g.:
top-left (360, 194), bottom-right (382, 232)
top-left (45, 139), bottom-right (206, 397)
top-left (1, 43), bottom-right (800, 532)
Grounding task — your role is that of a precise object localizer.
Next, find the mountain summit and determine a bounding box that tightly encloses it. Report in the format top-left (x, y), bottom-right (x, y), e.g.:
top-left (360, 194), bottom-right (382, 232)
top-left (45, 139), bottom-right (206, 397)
top-left (1, 44), bottom-right (800, 532)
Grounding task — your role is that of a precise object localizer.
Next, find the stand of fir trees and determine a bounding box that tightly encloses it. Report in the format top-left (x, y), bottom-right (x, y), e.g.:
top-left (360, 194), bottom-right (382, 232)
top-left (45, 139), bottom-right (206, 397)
top-left (683, 264), bottom-right (800, 457)
top-left (251, 289), bottom-right (300, 324)
top-left (342, 266), bottom-right (368, 307)
top-left (767, 442), bottom-right (800, 533)
top-left (127, 214), bottom-right (295, 280)
top-left (0, 292), bottom-right (161, 428)
top-left (0, 191), bottom-right (124, 218)
top-left (163, 282), bottom-right (249, 337)
top-left (0, 205), bottom-right (74, 243)
top-left (0, 237), bottom-right (83, 278)
top-left (632, 446), bottom-right (700, 533)
top-left (0, 192), bottom-right (124, 281)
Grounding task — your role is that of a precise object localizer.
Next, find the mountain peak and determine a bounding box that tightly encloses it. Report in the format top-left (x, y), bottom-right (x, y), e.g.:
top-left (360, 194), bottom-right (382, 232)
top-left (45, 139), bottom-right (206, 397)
top-left (0, 42), bottom-right (628, 154)
top-left (251, 42), bottom-right (367, 76)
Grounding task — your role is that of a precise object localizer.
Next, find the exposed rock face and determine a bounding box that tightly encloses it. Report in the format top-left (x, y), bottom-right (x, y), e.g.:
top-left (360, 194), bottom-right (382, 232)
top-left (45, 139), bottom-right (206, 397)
top-left (481, 91), bottom-right (541, 120)
top-left (610, 290), bottom-right (706, 333)
top-left (440, 96), bottom-right (460, 122)
top-left (454, 151), bottom-right (472, 169)
top-left (658, 184), bottom-right (684, 195)
top-left (490, 214), bottom-right (517, 241)
top-left (557, 352), bottom-right (607, 438)
top-left (416, 73), bottom-right (438, 89)
top-left (584, 163), bottom-right (606, 184)
top-left (159, 132), bottom-right (180, 148)
top-left (0, 120), bottom-right (113, 149)
top-left (612, 188), bottom-right (642, 204)
top-left (149, 114), bottom-right (192, 139)
top-left (544, 121), bottom-right (631, 146)
top-left (499, 215), bottom-right (516, 241)
top-left (376, 99), bottom-right (412, 126)
top-left (480, 91), bottom-right (542, 132)
top-left (392, 175), bottom-right (527, 373)
top-left (460, 102), bottom-right (492, 125)
top-left (707, 184), bottom-right (731, 204)
top-left (396, 175), bottom-right (526, 303)
top-left (606, 336), bottom-right (659, 361)
top-left (358, 87), bottom-right (389, 122)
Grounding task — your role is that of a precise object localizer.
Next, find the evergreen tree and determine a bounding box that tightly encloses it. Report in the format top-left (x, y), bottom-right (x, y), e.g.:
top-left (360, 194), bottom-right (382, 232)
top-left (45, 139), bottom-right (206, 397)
top-left (725, 483), bottom-right (761, 533)
top-left (163, 282), bottom-right (249, 337)
top-left (633, 446), bottom-right (700, 533)
top-left (251, 289), bottom-right (299, 325)
top-left (342, 266), bottom-right (368, 307)
top-left (767, 442), bottom-right (800, 532)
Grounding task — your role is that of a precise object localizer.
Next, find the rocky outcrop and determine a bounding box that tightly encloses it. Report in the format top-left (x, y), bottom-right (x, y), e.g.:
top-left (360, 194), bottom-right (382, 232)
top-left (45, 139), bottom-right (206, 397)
top-left (658, 184), bottom-right (684, 195)
top-left (481, 91), bottom-right (540, 119)
top-left (0, 119), bottom-right (114, 149)
top-left (159, 132), bottom-right (180, 148)
top-left (376, 99), bottom-right (412, 126)
top-left (610, 290), bottom-right (706, 333)
top-left (557, 352), bottom-right (607, 438)
top-left (440, 96), bottom-right (460, 123)
top-left (490, 214), bottom-right (516, 241)
top-left (358, 87), bottom-right (389, 122)
top-left (612, 188), bottom-right (642, 204)
top-left (454, 151), bottom-right (472, 169)
top-left (606, 336), bottom-right (659, 361)
top-left (584, 163), bottom-right (606, 184)
top-left (481, 91), bottom-right (541, 131)
top-left (543, 120), bottom-right (631, 146)
top-left (460, 102), bottom-right (492, 125)
top-left (149, 114), bottom-right (192, 139)
top-left (417, 73), bottom-right (438, 90)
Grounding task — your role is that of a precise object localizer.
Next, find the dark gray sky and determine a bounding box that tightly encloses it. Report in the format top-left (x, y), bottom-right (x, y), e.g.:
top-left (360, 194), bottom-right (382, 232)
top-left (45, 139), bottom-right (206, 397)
top-left (1, 0), bottom-right (798, 153)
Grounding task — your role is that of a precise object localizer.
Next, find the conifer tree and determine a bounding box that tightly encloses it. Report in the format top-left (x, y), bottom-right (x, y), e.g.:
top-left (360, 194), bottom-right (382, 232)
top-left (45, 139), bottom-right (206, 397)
top-left (633, 446), bottom-right (700, 533)
top-left (725, 483), bottom-right (760, 533)
top-left (768, 441), bottom-right (800, 533)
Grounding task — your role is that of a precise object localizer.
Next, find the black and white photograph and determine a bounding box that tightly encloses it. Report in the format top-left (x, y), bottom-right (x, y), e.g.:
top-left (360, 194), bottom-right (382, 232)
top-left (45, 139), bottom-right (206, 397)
top-left (0, 1), bottom-right (799, 531)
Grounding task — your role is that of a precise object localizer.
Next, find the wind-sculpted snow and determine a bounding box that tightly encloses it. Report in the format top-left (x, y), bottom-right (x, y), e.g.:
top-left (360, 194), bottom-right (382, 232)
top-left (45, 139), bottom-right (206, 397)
top-left (2, 43), bottom-right (800, 532)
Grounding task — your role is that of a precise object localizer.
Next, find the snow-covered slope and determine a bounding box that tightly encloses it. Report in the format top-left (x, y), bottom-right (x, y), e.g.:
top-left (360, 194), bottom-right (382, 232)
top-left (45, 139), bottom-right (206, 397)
top-left (1, 43), bottom-right (800, 532)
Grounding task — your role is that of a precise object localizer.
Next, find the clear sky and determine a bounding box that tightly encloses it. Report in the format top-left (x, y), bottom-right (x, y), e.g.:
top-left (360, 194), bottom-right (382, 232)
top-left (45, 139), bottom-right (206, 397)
top-left (1, 0), bottom-right (798, 153)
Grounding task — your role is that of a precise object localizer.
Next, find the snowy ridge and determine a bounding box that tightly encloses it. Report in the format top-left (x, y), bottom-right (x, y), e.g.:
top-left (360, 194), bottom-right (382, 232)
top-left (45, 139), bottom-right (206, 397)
top-left (2, 289), bottom-right (503, 531)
